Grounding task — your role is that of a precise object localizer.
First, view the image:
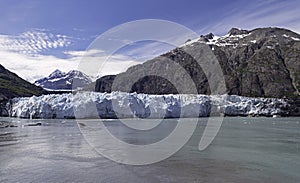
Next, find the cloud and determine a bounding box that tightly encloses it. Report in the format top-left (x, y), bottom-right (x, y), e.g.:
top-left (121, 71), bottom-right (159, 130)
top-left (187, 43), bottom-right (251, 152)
top-left (0, 30), bottom-right (72, 54)
top-left (64, 49), bottom-right (106, 57)
top-left (117, 41), bottom-right (175, 62)
top-left (0, 19), bottom-right (202, 83)
top-left (0, 47), bottom-right (141, 83)
top-left (0, 50), bottom-right (76, 82)
top-left (198, 0), bottom-right (300, 35)
top-left (0, 29), bottom-right (147, 83)
top-left (64, 49), bottom-right (143, 78)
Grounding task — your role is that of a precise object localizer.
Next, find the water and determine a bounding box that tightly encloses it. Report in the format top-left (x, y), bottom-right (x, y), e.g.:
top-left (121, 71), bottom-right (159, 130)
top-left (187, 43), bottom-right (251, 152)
top-left (0, 117), bottom-right (299, 183)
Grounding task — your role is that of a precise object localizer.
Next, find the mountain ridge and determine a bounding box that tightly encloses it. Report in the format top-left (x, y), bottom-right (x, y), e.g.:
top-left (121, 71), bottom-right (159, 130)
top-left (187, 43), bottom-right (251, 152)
top-left (34, 69), bottom-right (92, 91)
top-left (0, 64), bottom-right (46, 99)
top-left (0, 64), bottom-right (48, 116)
top-left (94, 27), bottom-right (300, 99)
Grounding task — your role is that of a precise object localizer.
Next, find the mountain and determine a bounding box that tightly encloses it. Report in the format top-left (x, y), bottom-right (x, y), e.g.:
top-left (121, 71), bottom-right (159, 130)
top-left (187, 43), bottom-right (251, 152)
top-left (0, 64), bottom-right (45, 99)
top-left (95, 27), bottom-right (300, 99)
top-left (0, 64), bottom-right (46, 115)
top-left (35, 69), bottom-right (92, 91)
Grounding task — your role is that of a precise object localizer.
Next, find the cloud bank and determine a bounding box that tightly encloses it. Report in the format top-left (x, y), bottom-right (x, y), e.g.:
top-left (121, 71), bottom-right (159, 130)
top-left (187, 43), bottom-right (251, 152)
top-left (0, 48), bottom-right (141, 83)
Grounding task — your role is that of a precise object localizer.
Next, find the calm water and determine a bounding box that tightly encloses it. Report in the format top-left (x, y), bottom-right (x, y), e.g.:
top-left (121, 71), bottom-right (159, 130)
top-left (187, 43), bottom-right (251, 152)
top-left (0, 117), bottom-right (299, 183)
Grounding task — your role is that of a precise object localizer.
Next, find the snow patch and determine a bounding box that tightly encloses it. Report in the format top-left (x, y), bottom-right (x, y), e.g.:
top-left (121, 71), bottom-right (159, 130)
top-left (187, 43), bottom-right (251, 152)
top-left (291, 37), bottom-right (300, 41)
top-left (283, 34), bottom-right (290, 38)
top-left (182, 38), bottom-right (200, 47)
top-left (282, 34), bottom-right (300, 41)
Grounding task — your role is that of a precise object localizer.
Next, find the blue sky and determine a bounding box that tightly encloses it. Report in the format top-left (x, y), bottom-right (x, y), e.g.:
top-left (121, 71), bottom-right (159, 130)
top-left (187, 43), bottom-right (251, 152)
top-left (0, 0), bottom-right (299, 82)
top-left (0, 0), bottom-right (241, 35)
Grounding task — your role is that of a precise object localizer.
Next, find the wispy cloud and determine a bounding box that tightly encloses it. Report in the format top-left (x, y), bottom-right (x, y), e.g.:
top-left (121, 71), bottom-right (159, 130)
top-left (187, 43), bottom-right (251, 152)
top-left (114, 41), bottom-right (175, 62)
top-left (198, 0), bottom-right (300, 35)
top-left (0, 30), bottom-right (72, 54)
top-left (0, 29), bottom-right (144, 82)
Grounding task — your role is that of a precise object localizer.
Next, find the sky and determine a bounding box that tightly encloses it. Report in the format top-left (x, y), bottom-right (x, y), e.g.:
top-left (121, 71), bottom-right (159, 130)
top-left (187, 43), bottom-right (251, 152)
top-left (0, 0), bottom-right (299, 82)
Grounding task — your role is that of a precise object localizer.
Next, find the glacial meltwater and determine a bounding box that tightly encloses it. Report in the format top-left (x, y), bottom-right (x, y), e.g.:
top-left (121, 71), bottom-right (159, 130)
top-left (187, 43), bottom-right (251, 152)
top-left (0, 117), bottom-right (299, 183)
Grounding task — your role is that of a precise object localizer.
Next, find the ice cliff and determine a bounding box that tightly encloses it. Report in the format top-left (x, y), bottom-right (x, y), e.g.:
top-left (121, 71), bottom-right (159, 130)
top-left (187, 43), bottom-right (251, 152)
top-left (7, 92), bottom-right (289, 119)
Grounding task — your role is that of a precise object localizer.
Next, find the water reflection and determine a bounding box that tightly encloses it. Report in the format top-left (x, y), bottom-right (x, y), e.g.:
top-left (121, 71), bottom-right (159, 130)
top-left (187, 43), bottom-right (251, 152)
top-left (0, 117), bottom-right (299, 183)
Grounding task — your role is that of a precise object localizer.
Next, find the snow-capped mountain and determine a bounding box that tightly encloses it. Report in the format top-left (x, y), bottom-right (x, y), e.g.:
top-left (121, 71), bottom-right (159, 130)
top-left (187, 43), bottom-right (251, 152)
top-left (34, 69), bottom-right (92, 91)
top-left (96, 27), bottom-right (300, 99)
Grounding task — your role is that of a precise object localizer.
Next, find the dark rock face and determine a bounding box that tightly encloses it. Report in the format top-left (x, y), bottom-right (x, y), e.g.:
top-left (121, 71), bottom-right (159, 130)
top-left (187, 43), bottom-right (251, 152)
top-left (287, 99), bottom-right (300, 116)
top-left (203, 33), bottom-right (214, 40)
top-left (94, 75), bottom-right (116, 93)
top-left (95, 27), bottom-right (300, 99)
top-left (130, 76), bottom-right (178, 94)
top-left (228, 28), bottom-right (249, 36)
top-left (199, 33), bottom-right (215, 42)
top-left (215, 27), bottom-right (300, 98)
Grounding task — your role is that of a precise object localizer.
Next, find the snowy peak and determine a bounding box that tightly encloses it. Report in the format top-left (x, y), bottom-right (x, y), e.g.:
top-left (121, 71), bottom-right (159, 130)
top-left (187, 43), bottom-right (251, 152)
top-left (48, 69), bottom-right (65, 78)
top-left (34, 70), bottom-right (92, 91)
top-left (227, 28), bottom-right (249, 36)
top-left (201, 33), bottom-right (214, 40)
top-left (68, 70), bottom-right (89, 79)
top-left (183, 27), bottom-right (300, 49)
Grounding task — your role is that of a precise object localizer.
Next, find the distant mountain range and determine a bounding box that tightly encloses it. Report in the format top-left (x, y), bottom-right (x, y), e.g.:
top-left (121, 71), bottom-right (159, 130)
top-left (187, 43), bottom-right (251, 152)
top-left (95, 27), bottom-right (300, 99)
top-left (34, 69), bottom-right (92, 91)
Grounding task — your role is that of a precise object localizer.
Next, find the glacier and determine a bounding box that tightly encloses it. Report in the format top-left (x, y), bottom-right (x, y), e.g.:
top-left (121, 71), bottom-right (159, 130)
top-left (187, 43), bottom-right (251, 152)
top-left (7, 92), bottom-right (290, 119)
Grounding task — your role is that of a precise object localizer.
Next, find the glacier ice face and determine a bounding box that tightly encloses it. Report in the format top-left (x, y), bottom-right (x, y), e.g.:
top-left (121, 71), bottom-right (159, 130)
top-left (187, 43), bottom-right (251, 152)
top-left (7, 92), bottom-right (289, 119)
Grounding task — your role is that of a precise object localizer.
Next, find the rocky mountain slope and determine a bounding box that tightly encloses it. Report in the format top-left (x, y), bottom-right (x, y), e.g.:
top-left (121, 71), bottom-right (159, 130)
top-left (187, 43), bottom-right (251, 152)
top-left (95, 27), bottom-right (300, 99)
top-left (0, 64), bottom-right (46, 115)
top-left (0, 65), bottom-right (45, 99)
top-left (35, 69), bottom-right (92, 91)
